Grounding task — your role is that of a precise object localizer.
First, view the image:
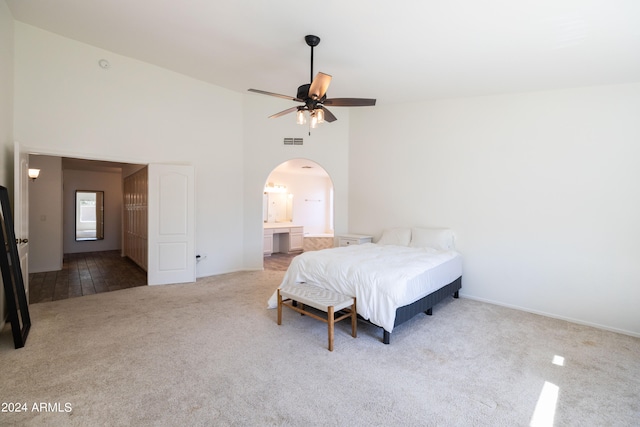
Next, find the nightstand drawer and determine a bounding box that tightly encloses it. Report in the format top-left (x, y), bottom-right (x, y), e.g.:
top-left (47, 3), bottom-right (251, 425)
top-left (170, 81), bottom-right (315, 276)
top-left (337, 234), bottom-right (373, 247)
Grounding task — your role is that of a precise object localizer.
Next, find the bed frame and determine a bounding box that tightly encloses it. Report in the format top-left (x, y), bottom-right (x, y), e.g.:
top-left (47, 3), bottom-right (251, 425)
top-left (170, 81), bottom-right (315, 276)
top-left (288, 276), bottom-right (462, 345)
top-left (380, 276), bottom-right (462, 344)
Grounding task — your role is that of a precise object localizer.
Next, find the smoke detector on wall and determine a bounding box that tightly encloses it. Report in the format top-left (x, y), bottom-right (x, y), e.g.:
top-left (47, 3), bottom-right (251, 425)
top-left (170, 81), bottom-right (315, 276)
top-left (98, 59), bottom-right (111, 70)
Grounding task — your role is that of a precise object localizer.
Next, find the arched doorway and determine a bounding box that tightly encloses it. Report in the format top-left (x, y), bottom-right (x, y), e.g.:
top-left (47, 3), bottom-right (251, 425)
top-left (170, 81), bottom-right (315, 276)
top-left (262, 159), bottom-right (334, 269)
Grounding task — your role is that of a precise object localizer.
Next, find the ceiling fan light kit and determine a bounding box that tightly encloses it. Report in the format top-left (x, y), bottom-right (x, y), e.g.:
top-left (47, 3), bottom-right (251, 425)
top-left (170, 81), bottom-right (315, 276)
top-left (248, 35), bottom-right (376, 130)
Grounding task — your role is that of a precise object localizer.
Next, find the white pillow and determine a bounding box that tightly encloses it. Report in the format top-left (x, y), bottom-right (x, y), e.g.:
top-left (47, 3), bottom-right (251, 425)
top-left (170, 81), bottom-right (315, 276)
top-left (377, 227), bottom-right (412, 246)
top-left (409, 227), bottom-right (455, 250)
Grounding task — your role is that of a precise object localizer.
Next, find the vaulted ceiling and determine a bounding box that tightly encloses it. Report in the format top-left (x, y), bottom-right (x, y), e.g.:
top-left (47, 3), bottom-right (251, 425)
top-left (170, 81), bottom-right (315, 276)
top-left (6, 0), bottom-right (640, 105)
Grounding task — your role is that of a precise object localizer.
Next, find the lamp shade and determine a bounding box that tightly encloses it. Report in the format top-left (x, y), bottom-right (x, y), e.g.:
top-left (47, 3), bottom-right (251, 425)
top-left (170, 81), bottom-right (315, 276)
top-left (28, 169), bottom-right (40, 180)
top-left (296, 109), bottom-right (306, 125)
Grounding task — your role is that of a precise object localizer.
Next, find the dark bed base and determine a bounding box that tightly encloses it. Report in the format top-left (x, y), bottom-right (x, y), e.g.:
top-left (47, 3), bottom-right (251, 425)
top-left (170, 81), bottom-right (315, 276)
top-left (380, 276), bottom-right (462, 344)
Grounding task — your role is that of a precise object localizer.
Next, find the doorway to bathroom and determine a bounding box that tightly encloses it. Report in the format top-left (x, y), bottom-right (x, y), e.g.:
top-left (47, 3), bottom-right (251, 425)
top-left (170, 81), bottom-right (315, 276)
top-left (263, 158), bottom-right (334, 269)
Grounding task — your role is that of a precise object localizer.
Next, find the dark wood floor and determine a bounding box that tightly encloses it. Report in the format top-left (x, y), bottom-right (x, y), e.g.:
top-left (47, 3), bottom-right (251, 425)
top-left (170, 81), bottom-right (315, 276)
top-left (263, 252), bottom-right (297, 271)
top-left (29, 250), bottom-right (290, 304)
top-left (29, 251), bottom-right (147, 304)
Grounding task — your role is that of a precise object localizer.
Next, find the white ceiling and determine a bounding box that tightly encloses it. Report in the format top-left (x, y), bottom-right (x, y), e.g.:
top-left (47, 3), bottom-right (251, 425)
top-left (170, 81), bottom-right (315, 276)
top-left (6, 0), bottom-right (640, 105)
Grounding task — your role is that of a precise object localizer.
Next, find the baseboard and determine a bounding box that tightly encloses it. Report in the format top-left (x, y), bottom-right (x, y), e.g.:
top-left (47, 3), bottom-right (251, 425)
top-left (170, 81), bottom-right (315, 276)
top-left (195, 267), bottom-right (263, 279)
top-left (460, 293), bottom-right (640, 339)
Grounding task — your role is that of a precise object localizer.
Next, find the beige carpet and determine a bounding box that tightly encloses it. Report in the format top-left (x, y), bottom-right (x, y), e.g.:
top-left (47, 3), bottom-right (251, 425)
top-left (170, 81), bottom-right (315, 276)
top-left (1, 270), bottom-right (638, 426)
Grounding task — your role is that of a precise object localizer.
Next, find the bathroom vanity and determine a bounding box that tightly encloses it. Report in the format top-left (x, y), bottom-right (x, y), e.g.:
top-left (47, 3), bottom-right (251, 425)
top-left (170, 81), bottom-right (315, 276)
top-left (264, 223), bottom-right (304, 256)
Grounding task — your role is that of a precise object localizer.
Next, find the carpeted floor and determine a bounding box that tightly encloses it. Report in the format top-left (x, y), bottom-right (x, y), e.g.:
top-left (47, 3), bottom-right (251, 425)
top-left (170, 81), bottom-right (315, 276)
top-left (1, 270), bottom-right (638, 426)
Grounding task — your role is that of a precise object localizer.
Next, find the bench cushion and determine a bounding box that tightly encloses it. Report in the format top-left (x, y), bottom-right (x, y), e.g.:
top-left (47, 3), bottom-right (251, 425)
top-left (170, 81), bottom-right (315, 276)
top-left (279, 283), bottom-right (354, 312)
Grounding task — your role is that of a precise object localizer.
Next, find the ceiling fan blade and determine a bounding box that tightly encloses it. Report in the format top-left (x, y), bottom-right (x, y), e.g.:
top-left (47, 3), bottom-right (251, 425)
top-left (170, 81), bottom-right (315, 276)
top-left (323, 98), bottom-right (376, 107)
top-left (320, 106), bottom-right (337, 123)
top-left (268, 106), bottom-right (299, 119)
top-left (308, 72), bottom-right (332, 100)
top-left (248, 88), bottom-right (302, 102)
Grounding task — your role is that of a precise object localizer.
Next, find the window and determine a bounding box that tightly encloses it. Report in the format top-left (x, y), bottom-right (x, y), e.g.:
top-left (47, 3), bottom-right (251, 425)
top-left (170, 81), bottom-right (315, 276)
top-left (75, 191), bottom-right (104, 241)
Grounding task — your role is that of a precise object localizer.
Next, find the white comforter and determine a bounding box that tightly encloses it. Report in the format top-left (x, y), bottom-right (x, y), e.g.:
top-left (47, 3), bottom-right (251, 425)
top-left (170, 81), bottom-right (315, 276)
top-left (267, 243), bottom-right (461, 332)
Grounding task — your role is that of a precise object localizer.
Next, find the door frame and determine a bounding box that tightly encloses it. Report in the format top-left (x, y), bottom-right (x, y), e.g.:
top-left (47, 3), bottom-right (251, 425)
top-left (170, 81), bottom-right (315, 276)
top-left (16, 144), bottom-right (150, 277)
top-left (14, 142), bottom-right (31, 301)
top-left (262, 158), bottom-right (335, 266)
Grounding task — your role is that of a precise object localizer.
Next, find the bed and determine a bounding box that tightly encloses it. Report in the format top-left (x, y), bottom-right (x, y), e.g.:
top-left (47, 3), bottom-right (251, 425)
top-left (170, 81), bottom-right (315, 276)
top-left (267, 227), bottom-right (462, 344)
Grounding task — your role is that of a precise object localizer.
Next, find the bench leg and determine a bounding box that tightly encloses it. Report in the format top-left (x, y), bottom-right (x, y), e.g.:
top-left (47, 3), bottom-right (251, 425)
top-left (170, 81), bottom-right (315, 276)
top-left (328, 306), bottom-right (334, 351)
top-left (351, 301), bottom-right (357, 338)
top-left (277, 289), bottom-right (282, 325)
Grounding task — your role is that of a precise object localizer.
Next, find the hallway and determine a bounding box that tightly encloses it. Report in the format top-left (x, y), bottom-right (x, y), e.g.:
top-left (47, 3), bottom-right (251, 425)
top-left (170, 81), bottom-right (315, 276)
top-left (29, 251), bottom-right (146, 304)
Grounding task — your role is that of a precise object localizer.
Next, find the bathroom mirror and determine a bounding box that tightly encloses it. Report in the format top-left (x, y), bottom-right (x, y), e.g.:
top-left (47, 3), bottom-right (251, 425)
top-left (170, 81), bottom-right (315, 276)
top-left (75, 190), bottom-right (104, 241)
top-left (264, 191), bottom-right (293, 223)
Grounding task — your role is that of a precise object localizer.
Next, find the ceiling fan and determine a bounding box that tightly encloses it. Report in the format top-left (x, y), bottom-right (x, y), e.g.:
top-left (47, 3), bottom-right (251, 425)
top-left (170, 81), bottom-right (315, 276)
top-left (248, 35), bottom-right (376, 128)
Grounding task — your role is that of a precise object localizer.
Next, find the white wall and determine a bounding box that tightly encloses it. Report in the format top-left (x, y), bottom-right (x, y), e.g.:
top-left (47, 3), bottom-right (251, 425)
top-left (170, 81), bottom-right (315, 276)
top-left (28, 155), bottom-right (63, 272)
top-left (242, 94), bottom-right (350, 270)
top-left (349, 83), bottom-right (640, 336)
top-left (0, 1), bottom-right (14, 328)
top-left (0, 2), bottom-right (12, 186)
top-left (12, 22), bottom-right (245, 277)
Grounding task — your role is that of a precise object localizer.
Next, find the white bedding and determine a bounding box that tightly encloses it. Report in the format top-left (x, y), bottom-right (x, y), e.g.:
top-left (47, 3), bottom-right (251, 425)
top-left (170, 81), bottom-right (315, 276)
top-left (267, 243), bottom-right (462, 332)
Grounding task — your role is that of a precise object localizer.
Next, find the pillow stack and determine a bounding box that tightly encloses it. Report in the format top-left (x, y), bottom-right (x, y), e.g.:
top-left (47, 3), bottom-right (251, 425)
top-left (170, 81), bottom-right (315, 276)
top-left (377, 227), bottom-right (455, 251)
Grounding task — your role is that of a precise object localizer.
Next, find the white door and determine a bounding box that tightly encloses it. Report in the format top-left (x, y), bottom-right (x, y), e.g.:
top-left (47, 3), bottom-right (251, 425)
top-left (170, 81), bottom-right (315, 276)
top-left (13, 142), bottom-right (30, 300)
top-left (147, 164), bottom-right (195, 285)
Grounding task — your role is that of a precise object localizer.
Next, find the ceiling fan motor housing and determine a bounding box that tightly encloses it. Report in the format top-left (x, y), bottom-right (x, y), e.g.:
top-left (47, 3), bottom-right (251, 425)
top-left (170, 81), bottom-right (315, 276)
top-left (297, 84), bottom-right (311, 100)
top-left (305, 35), bottom-right (320, 47)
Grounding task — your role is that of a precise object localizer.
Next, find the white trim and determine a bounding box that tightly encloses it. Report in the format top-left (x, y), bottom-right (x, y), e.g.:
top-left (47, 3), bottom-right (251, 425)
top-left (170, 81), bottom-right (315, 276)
top-left (18, 144), bottom-right (150, 165)
top-left (460, 293), bottom-right (640, 338)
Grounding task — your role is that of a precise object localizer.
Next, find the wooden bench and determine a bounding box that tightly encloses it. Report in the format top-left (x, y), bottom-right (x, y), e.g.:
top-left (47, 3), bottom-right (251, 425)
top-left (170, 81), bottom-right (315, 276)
top-left (277, 283), bottom-right (357, 351)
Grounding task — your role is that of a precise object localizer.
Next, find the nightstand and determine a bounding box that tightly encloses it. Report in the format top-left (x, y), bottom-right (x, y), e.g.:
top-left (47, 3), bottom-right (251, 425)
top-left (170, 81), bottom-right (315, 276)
top-left (337, 234), bottom-right (373, 247)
